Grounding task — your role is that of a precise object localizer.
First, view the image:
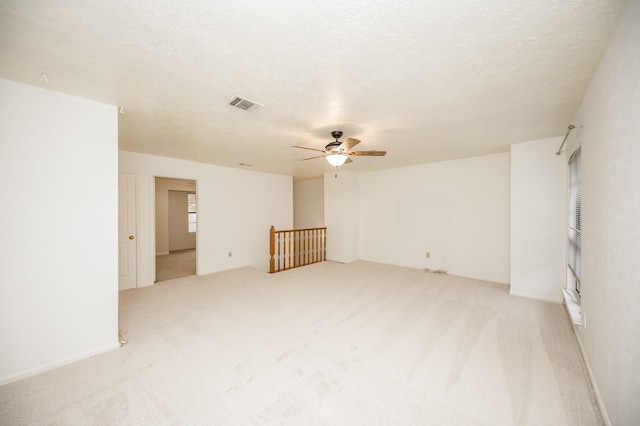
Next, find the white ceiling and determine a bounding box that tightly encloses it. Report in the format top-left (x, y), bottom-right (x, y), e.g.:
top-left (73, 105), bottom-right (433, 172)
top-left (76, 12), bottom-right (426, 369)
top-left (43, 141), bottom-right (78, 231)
top-left (0, 0), bottom-right (624, 179)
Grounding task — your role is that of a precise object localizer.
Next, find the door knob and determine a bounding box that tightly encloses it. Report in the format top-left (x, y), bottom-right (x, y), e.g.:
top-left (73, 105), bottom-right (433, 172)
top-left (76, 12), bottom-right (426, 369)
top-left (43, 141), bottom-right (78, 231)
top-left (129, 235), bottom-right (135, 240)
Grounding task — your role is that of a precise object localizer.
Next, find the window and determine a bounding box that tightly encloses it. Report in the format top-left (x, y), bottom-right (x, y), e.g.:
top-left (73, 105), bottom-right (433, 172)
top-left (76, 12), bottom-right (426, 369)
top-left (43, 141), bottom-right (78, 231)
top-left (568, 148), bottom-right (581, 296)
top-left (188, 193), bottom-right (197, 233)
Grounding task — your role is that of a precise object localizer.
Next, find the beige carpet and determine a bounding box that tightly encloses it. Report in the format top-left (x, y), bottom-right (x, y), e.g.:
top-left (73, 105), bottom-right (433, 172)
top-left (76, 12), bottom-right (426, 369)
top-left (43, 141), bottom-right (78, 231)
top-left (0, 261), bottom-right (601, 425)
top-left (156, 248), bottom-right (196, 282)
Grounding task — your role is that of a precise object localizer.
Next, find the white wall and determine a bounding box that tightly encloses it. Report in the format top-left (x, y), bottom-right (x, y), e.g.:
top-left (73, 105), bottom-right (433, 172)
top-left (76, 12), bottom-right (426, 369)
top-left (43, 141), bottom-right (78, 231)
top-left (168, 191), bottom-right (196, 251)
top-left (293, 177), bottom-right (324, 229)
top-left (510, 137), bottom-right (567, 302)
top-left (565, 2), bottom-right (640, 424)
top-left (359, 153), bottom-right (510, 283)
top-left (0, 79), bottom-right (119, 384)
top-left (324, 172), bottom-right (359, 263)
top-left (119, 152), bottom-right (292, 286)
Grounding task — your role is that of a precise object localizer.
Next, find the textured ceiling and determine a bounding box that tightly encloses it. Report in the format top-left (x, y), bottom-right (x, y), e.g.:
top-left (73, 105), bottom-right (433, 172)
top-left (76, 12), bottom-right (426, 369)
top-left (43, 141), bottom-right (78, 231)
top-left (0, 0), bottom-right (624, 178)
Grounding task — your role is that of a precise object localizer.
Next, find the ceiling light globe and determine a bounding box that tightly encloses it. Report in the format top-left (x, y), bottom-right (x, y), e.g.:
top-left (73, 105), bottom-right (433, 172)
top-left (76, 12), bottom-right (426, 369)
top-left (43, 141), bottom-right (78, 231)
top-left (326, 154), bottom-right (348, 167)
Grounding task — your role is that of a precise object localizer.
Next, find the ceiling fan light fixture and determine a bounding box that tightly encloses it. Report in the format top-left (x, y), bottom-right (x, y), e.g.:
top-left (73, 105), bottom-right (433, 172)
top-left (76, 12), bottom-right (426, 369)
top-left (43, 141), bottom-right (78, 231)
top-left (326, 154), bottom-right (348, 167)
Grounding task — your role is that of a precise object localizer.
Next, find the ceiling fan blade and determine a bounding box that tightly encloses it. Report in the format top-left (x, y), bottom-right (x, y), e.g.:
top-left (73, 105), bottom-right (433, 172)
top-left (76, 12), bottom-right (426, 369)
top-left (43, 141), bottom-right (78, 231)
top-left (342, 137), bottom-right (361, 151)
top-left (302, 155), bottom-right (325, 161)
top-left (348, 150), bottom-right (386, 156)
top-left (344, 158), bottom-right (354, 164)
top-left (293, 145), bottom-right (326, 153)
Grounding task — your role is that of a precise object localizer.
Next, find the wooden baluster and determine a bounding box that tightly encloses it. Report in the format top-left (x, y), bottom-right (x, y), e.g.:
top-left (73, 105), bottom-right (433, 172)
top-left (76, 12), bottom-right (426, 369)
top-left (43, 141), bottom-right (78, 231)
top-left (288, 231), bottom-right (292, 269)
top-left (294, 230), bottom-right (298, 267)
top-left (292, 230), bottom-right (295, 267)
top-left (278, 231), bottom-right (282, 271)
top-left (269, 226), bottom-right (275, 273)
top-left (279, 231), bottom-right (282, 271)
top-left (322, 228), bottom-right (326, 261)
top-left (288, 231), bottom-right (291, 270)
top-left (283, 231), bottom-right (287, 270)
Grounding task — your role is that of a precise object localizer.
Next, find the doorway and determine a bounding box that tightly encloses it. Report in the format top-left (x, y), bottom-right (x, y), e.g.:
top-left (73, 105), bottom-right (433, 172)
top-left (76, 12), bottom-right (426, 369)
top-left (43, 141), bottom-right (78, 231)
top-left (155, 177), bottom-right (197, 282)
top-left (119, 172), bottom-right (137, 290)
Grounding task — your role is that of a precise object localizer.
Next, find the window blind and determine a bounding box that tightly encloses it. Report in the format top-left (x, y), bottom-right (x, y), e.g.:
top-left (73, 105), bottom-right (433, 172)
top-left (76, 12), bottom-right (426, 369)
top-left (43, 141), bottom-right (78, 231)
top-left (568, 148), bottom-right (581, 295)
top-left (188, 193), bottom-right (197, 233)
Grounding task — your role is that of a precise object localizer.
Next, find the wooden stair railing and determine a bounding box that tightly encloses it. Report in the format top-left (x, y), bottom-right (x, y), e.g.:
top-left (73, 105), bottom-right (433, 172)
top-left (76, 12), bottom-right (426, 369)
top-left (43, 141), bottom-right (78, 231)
top-left (270, 226), bottom-right (326, 273)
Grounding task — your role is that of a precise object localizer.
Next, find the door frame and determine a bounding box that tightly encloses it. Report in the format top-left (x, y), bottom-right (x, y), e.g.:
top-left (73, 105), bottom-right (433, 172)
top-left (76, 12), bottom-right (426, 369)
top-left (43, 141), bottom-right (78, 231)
top-left (152, 174), bottom-right (199, 283)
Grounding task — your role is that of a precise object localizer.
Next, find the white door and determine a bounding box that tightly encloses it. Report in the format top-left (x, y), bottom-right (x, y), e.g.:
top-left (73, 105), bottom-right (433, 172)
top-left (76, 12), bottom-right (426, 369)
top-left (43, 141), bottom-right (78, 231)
top-left (118, 172), bottom-right (137, 290)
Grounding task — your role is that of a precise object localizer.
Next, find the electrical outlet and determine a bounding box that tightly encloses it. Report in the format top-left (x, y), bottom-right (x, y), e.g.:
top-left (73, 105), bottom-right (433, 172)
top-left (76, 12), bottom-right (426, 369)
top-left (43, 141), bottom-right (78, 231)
top-left (426, 252), bottom-right (431, 259)
top-left (228, 251), bottom-right (232, 257)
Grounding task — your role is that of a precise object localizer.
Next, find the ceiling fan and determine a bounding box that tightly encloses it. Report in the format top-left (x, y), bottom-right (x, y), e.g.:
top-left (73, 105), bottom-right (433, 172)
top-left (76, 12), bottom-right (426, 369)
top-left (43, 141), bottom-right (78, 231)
top-left (293, 131), bottom-right (386, 167)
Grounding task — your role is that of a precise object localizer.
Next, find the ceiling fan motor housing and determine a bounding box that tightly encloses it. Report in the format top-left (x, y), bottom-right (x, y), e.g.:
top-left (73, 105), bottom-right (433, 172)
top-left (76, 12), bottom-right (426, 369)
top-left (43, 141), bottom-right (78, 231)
top-left (325, 141), bottom-right (342, 152)
top-left (326, 130), bottom-right (344, 151)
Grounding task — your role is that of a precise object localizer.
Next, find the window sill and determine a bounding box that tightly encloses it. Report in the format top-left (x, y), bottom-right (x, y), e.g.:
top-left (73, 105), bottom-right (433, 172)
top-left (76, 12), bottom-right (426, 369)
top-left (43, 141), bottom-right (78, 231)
top-left (562, 288), bottom-right (583, 326)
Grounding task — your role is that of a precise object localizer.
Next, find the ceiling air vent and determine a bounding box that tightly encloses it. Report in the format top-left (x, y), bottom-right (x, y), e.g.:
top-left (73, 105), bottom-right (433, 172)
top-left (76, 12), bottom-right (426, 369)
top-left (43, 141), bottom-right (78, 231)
top-left (229, 96), bottom-right (263, 112)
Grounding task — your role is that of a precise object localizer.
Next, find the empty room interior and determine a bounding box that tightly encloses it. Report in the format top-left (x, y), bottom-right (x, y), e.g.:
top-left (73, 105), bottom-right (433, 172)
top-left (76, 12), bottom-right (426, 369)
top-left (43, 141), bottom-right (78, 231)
top-left (0, 1), bottom-right (638, 425)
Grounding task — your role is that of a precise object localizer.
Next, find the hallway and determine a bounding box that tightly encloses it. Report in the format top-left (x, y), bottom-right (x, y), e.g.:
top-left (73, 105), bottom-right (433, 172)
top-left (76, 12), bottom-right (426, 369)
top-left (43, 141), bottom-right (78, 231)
top-left (156, 249), bottom-right (195, 282)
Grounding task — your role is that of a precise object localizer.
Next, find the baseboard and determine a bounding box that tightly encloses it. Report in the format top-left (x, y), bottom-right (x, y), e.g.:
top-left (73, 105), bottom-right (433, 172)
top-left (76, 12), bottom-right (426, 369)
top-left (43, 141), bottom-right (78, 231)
top-left (156, 251), bottom-right (169, 256)
top-left (457, 273), bottom-right (509, 286)
top-left (0, 341), bottom-right (120, 386)
top-left (572, 327), bottom-right (611, 426)
top-left (509, 290), bottom-right (563, 304)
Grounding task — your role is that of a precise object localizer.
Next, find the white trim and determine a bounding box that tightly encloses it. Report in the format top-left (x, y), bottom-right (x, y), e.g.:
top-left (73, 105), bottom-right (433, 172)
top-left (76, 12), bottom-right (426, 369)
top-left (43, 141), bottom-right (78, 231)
top-left (509, 290), bottom-right (563, 304)
top-left (359, 259), bottom-right (510, 285)
top-left (562, 288), bottom-right (583, 325)
top-left (151, 173), bottom-right (200, 284)
top-left (460, 273), bottom-right (509, 286)
top-left (572, 328), bottom-right (611, 426)
top-left (0, 342), bottom-right (120, 386)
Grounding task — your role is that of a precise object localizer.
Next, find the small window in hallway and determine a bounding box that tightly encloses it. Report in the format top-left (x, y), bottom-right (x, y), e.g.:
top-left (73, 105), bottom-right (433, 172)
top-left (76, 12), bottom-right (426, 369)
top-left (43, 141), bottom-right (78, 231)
top-left (188, 193), bottom-right (197, 233)
top-left (568, 148), bottom-right (581, 296)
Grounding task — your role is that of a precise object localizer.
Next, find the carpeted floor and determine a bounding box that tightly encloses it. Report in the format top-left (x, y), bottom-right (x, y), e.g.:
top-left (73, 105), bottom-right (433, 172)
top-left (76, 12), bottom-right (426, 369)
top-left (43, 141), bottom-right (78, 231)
top-left (155, 248), bottom-right (196, 282)
top-left (0, 261), bottom-right (601, 425)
